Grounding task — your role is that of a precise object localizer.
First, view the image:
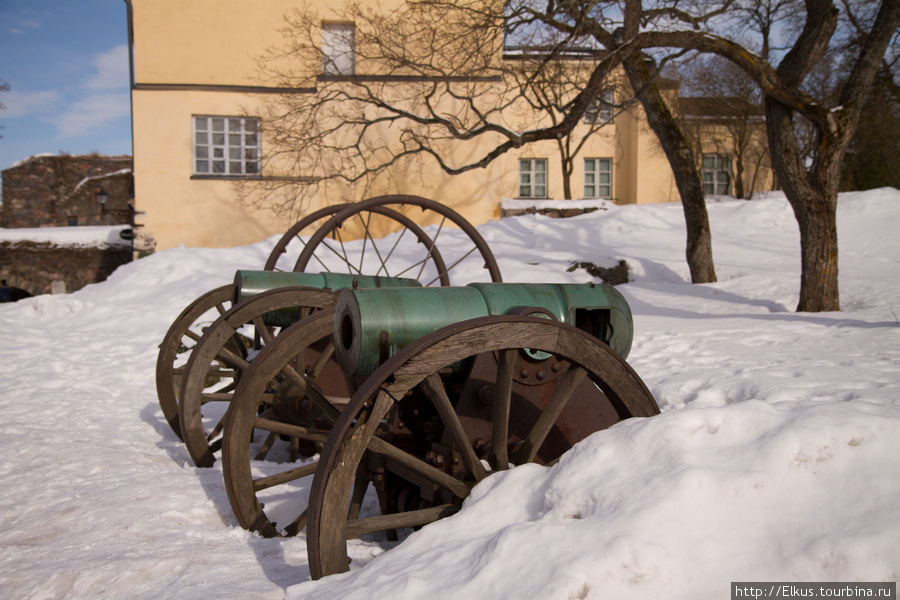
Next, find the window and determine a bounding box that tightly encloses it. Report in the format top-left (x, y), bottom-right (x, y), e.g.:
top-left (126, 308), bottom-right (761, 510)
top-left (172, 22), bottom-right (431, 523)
top-left (67, 216), bottom-right (78, 227)
top-left (584, 158), bottom-right (612, 198)
top-left (193, 116), bottom-right (260, 176)
top-left (585, 90), bottom-right (615, 124)
top-left (519, 158), bottom-right (548, 198)
top-left (702, 154), bottom-right (731, 195)
top-left (321, 22), bottom-right (355, 76)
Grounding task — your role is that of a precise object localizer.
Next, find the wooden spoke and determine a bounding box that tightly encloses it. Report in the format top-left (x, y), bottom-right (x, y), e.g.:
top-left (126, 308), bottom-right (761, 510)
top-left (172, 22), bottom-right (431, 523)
top-left (250, 316), bottom-right (275, 346)
top-left (254, 431), bottom-right (278, 461)
top-left (367, 436), bottom-right (471, 500)
top-left (252, 417), bottom-right (330, 444)
top-left (345, 505), bottom-right (458, 540)
top-left (347, 476), bottom-right (369, 522)
top-left (200, 392), bottom-right (235, 403)
top-left (207, 412), bottom-right (227, 442)
top-left (214, 343), bottom-right (250, 371)
top-left (289, 435), bottom-right (300, 462)
top-left (510, 365), bottom-right (587, 466)
top-left (489, 348), bottom-right (517, 471)
top-left (253, 462), bottom-right (318, 492)
top-left (308, 340), bottom-right (335, 380)
top-left (283, 510), bottom-right (308, 538)
top-left (420, 374), bottom-right (486, 482)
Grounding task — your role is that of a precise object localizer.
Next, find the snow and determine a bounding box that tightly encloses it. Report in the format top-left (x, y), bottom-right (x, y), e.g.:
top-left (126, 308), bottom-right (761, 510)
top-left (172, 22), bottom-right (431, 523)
top-left (500, 197), bottom-right (615, 211)
top-left (9, 153), bottom-right (59, 168)
top-left (0, 225), bottom-right (132, 247)
top-left (0, 188), bottom-right (898, 600)
top-left (69, 168), bottom-right (133, 198)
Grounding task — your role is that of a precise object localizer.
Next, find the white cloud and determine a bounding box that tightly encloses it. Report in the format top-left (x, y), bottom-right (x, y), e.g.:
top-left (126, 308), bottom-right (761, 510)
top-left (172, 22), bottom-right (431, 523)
top-left (1, 89), bottom-right (60, 118)
top-left (85, 45), bottom-right (130, 90)
top-left (55, 93), bottom-right (130, 138)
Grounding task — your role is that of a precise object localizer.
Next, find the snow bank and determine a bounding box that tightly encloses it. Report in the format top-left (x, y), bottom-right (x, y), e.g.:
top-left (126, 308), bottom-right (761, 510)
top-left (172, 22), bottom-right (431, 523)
top-left (0, 225), bottom-right (132, 247)
top-left (0, 189), bottom-right (897, 600)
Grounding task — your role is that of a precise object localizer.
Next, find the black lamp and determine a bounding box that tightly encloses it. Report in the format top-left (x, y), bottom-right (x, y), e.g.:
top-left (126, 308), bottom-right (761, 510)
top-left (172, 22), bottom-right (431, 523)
top-left (96, 189), bottom-right (109, 207)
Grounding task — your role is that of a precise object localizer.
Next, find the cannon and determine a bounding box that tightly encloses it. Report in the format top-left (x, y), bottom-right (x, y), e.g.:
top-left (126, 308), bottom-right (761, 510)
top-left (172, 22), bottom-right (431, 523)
top-left (177, 271), bottom-right (421, 468)
top-left (220, 282), bottom-right (660, 579)
top-left (156, 195), bottom-right (503, 448)
top-left (155, 196), bottom-right (659, 582)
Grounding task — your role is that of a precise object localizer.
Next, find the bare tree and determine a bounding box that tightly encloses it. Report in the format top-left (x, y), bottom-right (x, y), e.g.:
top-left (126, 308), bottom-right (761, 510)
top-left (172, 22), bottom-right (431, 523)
top-left (251, 0), bottom-right (720, 283)
top-left (251, 0), bottom-right (900, 311)
top-left (504, 48), bottom-right (626, 199)
top-left (678, 56), bottom-right (773, 199)
top-left (837, 0), bottom-right (900, 190)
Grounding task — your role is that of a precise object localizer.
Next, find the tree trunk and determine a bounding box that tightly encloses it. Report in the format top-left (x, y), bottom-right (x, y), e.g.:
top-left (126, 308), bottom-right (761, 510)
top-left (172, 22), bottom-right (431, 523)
top-left (623, 55), bottom-right (717, 283)
top-left (557, 139), bottom-right (574, 200)
top-left (796, 198), bottom-right (839, 311)
top-left (733, 154), bottom-right (746, 199)
top-left (765, 99), bottom-right (840, 311)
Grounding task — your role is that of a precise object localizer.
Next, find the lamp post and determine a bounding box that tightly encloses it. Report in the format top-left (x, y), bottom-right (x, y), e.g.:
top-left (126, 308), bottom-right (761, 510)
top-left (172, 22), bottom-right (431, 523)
top-left (96, 189), bottom-right (134, 226)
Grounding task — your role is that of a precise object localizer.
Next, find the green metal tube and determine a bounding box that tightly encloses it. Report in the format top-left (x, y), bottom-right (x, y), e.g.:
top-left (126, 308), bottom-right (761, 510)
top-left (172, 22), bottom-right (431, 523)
top-left (232, 270), bottom-right (421, 328)
top-left (334, 282), bottom-right (634, 376)
top-left (233, 270), bottom-right (420, 304)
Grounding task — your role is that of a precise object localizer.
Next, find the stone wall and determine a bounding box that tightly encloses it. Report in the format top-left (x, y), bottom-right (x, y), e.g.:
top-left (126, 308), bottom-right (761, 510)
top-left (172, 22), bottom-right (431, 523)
top-left (0, 241), bottom-right (132, 298)
top-left (1, 154), bottom-right (134, 228)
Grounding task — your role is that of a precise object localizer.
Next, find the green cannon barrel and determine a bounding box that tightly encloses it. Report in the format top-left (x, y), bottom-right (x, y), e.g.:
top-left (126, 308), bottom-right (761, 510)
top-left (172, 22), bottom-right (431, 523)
top-left (334, 282), bottom-right (634, 376)
top-left (233, 270), bottom-right (421, 327)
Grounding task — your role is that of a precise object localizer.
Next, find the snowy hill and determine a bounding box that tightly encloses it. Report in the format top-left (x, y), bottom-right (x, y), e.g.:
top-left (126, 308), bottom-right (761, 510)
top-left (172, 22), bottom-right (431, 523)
top-left (0, 189), bottom-right (897, 600)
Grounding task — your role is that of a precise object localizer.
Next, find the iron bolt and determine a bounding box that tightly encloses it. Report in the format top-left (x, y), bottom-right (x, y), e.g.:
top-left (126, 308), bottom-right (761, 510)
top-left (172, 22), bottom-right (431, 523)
top-left (425, 451), bottom-right (444, 467)
top-left (478, 385), bottom-right (495, 404)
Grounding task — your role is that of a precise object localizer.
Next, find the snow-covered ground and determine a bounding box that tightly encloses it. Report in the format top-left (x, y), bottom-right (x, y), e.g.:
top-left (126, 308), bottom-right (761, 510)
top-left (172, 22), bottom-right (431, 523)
top-left (0, 224), bottom-right (131, 247)
top-left (0, 189), bottom-right (897, 600)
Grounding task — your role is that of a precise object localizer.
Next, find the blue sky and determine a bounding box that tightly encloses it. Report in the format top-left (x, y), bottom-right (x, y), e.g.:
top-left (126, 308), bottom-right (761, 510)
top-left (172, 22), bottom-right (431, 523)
top-left (0, 0), bottom-right (131, 171)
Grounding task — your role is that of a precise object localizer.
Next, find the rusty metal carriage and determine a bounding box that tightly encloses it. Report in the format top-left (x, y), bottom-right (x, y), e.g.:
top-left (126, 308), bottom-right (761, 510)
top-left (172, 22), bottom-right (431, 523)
top-left (155, 195), bottom-right (660, 580)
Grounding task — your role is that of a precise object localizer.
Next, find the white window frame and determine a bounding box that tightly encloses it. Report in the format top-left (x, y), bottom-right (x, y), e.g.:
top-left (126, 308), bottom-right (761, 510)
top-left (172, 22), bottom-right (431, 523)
top-left (584, 158), bottom-right (612, 199)
top-left (585, 89), bottom-right (615, 124)
top-left (519, 158), bottom-right (548, 198)
top-left (321, 22), bottom-right (356, 76)
top-left (702, 154), bottom-right (731, 195)
top-left (193, 116), bottom-right (260, 177)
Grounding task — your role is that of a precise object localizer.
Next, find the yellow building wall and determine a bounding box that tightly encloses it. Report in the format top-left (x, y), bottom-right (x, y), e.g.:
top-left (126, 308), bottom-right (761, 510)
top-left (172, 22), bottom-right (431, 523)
top-left (129, 0), bottom-right (681, 251)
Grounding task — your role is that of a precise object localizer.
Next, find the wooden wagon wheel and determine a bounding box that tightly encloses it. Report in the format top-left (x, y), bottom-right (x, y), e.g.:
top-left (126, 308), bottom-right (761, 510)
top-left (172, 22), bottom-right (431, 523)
top-left (155, 285), bottom-right (234, 441)
top-left (158, 200), bottom-right (457, 440)
top-left (295, 195), bottom-right (503, 285)
top-left (264, 202), bottom-right (455, 285)
top-left (306, 315), bottom-right (660, 579)
top-left (222, 309), bottom-right (348, 538)
top-left (178, 287), bottom-right (339, 468)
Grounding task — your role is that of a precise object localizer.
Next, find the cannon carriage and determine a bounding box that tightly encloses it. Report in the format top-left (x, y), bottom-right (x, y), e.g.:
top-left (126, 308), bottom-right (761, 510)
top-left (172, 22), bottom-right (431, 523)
top-left (155, 196), bottom-right (660, 580)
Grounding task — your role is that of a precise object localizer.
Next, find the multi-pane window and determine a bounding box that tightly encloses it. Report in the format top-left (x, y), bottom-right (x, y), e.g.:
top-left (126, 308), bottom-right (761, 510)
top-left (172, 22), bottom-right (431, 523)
top-left (584, 158), bottom-right (612, 198)
top-left (519, 158), bottom-right (548, 198)
top-left (321, 22), bottom-right (356, 76)
top-left (702, 154), bottom-right (731, 195)
top-left (193, 116), bottom-right (260, 176)
top-left (585, 90), bottom-right (615, 124)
